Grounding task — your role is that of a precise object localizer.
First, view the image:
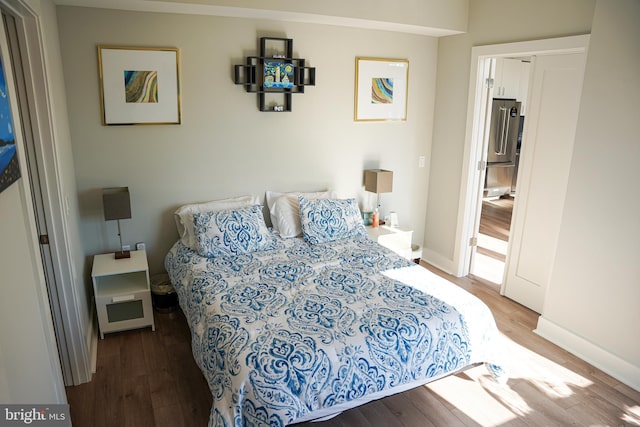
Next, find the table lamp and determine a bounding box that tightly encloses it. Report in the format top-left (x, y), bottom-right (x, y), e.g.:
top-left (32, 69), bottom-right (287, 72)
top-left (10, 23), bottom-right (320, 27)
top-left (102, 187), bottom-right (131, 259)
top-left (364, 169), bottom-right (393, 226)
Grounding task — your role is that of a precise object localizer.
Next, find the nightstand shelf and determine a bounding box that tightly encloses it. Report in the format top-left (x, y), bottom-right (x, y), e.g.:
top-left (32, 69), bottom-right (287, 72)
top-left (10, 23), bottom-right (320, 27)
top-left (92, 249), bottom-right (155, 338)
top-left (93, 271), bottom-right (148, 297)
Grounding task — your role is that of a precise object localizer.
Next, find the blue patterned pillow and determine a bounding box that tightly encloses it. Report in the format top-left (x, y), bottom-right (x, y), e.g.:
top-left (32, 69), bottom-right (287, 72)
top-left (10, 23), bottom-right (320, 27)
top-left (298, 196), bottom-right (366, 244)
top-left (193, 205), bottom-right (274, 257)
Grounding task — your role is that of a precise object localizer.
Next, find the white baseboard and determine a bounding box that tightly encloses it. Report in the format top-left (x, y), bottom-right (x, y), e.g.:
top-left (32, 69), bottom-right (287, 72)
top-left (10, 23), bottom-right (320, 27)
top-left (535, 316), bottom-right (640, 392)
top-left (421, 247), bottom-right (456, 276)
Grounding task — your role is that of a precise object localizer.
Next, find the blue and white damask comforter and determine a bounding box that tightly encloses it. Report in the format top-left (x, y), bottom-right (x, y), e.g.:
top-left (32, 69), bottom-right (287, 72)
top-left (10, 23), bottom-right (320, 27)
top-left (165, 235), bottom-right (506, 427)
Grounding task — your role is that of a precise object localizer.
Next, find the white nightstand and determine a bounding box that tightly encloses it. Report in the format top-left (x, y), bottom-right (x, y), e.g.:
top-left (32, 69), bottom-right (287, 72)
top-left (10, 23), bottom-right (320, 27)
top-left (91, 249), bottom-right (155, 339)
top-left (367, 225), bottom-right (413, 259)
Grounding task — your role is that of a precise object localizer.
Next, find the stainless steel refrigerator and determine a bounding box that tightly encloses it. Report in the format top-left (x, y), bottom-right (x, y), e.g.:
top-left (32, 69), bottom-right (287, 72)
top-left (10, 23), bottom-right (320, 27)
top-left (485, 98), bottom-right (521, 197)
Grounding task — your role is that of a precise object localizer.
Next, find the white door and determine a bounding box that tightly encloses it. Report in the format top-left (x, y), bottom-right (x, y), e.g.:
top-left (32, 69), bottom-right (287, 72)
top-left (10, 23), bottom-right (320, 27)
top-left (503, 52), bottom-right (587, 313)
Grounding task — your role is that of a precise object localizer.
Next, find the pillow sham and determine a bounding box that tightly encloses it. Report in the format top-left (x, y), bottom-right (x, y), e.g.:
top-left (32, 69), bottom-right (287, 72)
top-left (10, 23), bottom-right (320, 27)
top-left (174, 195), bottom-right (260, 250)
top-left (298, 196), bottom-right (366, 245)
top-left (266, 190), bottom-right (336, 238)
top-left (192, 205), bottom-right (274, 258)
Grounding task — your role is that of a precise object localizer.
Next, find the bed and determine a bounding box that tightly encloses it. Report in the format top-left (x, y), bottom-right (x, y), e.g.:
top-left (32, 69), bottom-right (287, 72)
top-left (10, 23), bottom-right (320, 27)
top-left (165, 194), bottom-right (506, 426)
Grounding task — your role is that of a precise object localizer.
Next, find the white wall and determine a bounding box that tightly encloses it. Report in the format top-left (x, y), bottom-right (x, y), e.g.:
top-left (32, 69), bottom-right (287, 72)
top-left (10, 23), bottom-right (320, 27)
top-left (425, 0), bottom-right (596, 264)
top-left (538, 0), bottom-right (640, 389)
top-left (57, 7), bottom-right (439, 275)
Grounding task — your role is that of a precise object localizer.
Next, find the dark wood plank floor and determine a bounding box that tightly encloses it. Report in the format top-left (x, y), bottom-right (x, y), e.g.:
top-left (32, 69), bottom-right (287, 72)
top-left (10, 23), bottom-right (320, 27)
top-left (66, 311), bottom-right (212, 427)
top-left (66, 265), bottom-right (640, 426)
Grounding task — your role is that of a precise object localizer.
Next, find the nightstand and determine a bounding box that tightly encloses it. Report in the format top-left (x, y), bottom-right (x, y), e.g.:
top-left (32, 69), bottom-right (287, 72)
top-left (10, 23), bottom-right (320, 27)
top-left (366, 225), bottom-right (413, 259)
top-left (91, 249), bottom-right (155, 338)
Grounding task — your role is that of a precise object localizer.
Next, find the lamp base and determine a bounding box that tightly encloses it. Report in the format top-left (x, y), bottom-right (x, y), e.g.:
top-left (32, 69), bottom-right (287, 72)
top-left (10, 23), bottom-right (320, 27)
top-left (114, 250), bottom-right (131, 259)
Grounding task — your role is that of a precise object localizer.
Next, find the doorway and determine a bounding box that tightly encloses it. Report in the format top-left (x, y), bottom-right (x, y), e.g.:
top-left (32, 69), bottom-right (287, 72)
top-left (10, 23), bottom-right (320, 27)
top-left (454, 36), bottom-right (590, 312)
top-left (470, 56), bottom-right (529, 285)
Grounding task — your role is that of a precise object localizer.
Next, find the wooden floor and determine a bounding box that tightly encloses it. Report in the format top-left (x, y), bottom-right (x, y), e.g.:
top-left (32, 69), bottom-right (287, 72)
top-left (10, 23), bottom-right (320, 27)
top-left (479, 196), bottom-right (514, 242)
top-left (66, 266), bottom-right (640, 426)
top-left (477, 196), bottom-right (514, 263)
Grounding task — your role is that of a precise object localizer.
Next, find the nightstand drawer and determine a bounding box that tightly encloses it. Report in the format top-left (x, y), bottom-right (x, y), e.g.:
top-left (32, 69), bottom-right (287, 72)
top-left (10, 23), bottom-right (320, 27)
top-left (96, 291), bottom-right (153, 335)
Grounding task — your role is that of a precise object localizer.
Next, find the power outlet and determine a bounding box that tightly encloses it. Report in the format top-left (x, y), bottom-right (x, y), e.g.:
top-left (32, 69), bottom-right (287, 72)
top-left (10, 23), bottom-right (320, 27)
top-left (136, 242), bottom-right (146, 251)
top-left (122, 245), bottom-right (131, 251)
top-left (418, 156), bottom-right (426, 168)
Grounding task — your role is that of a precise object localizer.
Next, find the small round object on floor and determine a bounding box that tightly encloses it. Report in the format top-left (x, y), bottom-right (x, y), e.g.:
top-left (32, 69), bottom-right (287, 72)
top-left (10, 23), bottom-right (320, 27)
top-left (150, 273), bottom-right (178, 313)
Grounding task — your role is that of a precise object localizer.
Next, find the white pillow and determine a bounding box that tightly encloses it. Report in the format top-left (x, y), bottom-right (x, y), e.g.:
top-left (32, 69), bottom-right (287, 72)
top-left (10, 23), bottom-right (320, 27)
top-left (174, 195), bottom-right (260, 250)
top-left (265, 190), bottom-right (336, 238)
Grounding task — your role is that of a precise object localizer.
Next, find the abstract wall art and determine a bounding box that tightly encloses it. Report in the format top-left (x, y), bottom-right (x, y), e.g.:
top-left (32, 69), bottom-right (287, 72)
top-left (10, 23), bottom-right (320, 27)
top-left (124, 70), bottom-right (158, 103)
top-left (98, 46), bottom-right (181, 125)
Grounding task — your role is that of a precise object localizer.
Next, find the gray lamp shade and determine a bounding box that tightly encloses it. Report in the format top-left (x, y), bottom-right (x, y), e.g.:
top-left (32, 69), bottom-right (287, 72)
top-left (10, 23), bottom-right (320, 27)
top-left (364, 169), bottom-right (393, 194)
top-left (102, 187), bottom-right (131, 221)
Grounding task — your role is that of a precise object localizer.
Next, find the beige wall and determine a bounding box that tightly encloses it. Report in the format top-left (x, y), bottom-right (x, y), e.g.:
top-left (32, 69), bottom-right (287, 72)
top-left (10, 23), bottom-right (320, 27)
top-left (425, 0), bottom-right (596, 262)
top-left (57, 7), bottom-right (438, 274)
top-left (34, 0), bottom-right (93, 380)
top-left (541, 0), bottom-right (640, 384)
top-left (152, 0), bottom-right (468, 34)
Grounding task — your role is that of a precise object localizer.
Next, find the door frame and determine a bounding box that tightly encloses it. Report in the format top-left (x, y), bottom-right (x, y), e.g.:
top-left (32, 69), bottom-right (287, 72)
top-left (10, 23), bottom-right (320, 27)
top-left (453, 35), bottom-right (590, 279)
top-left (1, 0), bottom-right (93, 385)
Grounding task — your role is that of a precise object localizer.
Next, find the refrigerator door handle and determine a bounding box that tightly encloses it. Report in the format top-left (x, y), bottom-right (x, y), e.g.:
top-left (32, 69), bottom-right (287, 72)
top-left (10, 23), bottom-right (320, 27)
top-left (502, 111), bottom-right (512, 155)
top-left (496, 107), bottom-right (508, 155)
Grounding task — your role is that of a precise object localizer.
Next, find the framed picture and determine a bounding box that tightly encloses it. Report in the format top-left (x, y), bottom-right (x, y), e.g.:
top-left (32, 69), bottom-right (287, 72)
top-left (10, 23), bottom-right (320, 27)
top-left (263, 61), bottom-right (295, 89)
top-left (354, 57), bottom-right (409, 122)
top-left (0, 53), bottom-right (20, 194)
top-left (98, 46), bottom-right (181, 125)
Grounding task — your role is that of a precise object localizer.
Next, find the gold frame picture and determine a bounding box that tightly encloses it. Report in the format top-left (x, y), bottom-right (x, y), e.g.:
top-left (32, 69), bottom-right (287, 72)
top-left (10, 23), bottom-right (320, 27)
top-left (98, 46), bottom-right (181, 125)
top-left (354, 57), bottom-right (409, 122)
